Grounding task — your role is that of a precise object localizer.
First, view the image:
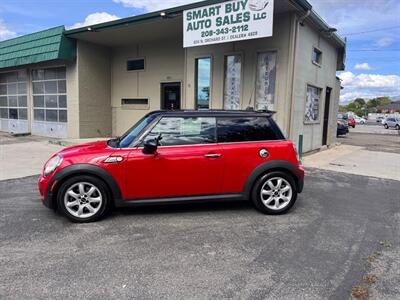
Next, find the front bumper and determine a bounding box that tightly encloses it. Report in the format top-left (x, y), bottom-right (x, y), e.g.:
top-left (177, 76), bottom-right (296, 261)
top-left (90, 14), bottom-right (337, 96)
top-left (38, 175), bottom-right (55, 209)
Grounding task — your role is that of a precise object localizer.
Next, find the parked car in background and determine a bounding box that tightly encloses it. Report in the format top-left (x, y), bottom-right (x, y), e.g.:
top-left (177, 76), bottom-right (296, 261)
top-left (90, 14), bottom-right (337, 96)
top-left (337, 113), bottom-right (349, 125)
top-left (337, 119), bottom-right (349, 136)
top-left (382, 117), bottom-right (400, 130)
top-left (347, 116), bottom-right (356, 128)
top-left (354, 116), bottom-right (366, 124)
top-left (376, 116), bottom-right (385, 123)
top-left (38, 110), bottom-right (304, 222)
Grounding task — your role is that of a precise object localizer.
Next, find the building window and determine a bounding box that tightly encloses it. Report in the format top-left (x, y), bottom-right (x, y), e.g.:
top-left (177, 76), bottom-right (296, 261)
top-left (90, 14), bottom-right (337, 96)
top-left (305, 85), bottom-right (321, 122)
top-left (224, 55), bottom-right (242, 110)
top-left (32, 67), bottom-right (67, 123)
top-left (195, 57), bottom-right (211, 109)
top-left (312, 47), bottom-right (322, 65)
top-left (121, 98), bottom-right (149, 110)
top-left (127, 59), bottom-right (145, 71)
top-left (122, 98), bottom-right (148, 105)
top-left (255, 52), bottom-right (277, 111)
top-left (0, 71), bottom-right (28, 120)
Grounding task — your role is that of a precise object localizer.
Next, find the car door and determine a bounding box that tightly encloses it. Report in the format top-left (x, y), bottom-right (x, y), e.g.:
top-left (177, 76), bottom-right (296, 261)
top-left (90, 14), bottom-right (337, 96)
top-left (216, 116), bottom-right (286, 194)
top-left (125, 116), bottom-right (224, 199)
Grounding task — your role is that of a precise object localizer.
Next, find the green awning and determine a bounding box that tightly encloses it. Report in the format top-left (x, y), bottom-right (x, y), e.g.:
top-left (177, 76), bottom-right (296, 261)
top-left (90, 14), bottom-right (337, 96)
top-left (0, 26), bottom-right (76, 69)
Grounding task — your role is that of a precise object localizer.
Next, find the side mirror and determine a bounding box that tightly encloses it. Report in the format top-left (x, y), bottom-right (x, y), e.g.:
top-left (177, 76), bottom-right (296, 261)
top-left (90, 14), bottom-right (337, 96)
top-left (142, 139), bottom-right (158, 155)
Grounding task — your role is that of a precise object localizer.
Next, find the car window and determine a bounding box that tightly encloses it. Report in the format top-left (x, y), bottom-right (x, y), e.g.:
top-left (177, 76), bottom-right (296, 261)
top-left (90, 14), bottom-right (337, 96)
top-left (217, 117), bottom-right (280, 143)
top-left (117, 112), bottom-right (160, 148)
top-left (144, 117), bottom-right (216, 146)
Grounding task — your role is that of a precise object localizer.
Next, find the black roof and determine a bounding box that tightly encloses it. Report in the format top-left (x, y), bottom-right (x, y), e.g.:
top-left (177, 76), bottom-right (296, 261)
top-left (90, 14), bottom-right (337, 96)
top-left (149, 109), bottom-right (276, 117)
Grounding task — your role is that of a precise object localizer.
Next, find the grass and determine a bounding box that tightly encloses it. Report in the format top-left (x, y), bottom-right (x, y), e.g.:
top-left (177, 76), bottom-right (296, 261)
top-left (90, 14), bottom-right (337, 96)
top-left (351, 285), bottom-right (369, 300)
top-left (351, 240), bottom-right (390, 299)
top-left (363, 274), bottom-right (378, 285)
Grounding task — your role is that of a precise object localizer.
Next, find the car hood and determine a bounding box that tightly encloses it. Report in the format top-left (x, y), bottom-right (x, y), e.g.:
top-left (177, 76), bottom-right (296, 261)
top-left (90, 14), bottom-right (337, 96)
top-left (58, 140), bottom-right (111, 157)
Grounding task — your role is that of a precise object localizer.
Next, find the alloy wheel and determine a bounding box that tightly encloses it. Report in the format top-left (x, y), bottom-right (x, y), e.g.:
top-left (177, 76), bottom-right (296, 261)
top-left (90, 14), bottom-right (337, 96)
top-left (260, 177), bottom-right (293, 210)
top-left (64, 182), bottom-right (103, 218)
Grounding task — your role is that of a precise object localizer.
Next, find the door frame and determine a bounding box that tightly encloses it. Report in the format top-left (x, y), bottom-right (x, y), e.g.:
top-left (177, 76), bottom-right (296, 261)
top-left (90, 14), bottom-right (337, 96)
top-left (322, 87), bottom-right (332, 146)
top-left (160, 81), bottom-right (182, 110)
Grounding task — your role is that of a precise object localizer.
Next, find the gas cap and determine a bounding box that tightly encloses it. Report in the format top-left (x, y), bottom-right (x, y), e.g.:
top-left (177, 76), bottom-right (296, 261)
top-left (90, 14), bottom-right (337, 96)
top-left (259, 148), bottom-right (269, 158)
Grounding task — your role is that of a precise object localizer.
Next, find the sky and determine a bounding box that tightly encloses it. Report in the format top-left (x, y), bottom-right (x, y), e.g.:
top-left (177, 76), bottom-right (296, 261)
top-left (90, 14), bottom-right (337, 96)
top-left (0, 0), bottom-right (399, 103)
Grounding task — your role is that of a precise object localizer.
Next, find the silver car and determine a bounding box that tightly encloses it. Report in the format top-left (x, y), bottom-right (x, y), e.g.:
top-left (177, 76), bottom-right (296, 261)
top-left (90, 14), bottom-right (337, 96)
top-left (383, 117), bottom-right (400, 130)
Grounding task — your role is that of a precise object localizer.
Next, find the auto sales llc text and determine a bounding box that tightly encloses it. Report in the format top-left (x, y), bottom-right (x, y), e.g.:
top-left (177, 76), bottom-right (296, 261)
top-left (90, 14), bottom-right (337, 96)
top-left (186, 0), bottom-right (268, 31)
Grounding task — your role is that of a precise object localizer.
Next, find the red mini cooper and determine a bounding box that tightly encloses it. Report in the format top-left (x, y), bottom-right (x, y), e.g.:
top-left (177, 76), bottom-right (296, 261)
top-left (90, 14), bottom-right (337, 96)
top-left (39, 110), bottom-right (304, 222)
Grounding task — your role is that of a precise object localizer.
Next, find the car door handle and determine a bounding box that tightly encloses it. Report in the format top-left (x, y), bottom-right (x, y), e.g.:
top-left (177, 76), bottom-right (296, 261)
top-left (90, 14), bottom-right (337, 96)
top-left (204, 153), bottom-right (222, 158)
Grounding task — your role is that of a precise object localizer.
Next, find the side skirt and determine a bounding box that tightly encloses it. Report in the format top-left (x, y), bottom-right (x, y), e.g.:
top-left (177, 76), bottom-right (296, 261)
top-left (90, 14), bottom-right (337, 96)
top-left (115, 193), bottom-right (245, 208)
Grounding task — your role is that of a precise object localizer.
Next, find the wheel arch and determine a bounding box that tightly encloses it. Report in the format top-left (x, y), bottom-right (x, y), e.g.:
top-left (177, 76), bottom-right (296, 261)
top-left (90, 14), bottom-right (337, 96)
top-left (242, 160), bottom-right (304, 200)
top-left (46, 164), bottom-right (123, 210)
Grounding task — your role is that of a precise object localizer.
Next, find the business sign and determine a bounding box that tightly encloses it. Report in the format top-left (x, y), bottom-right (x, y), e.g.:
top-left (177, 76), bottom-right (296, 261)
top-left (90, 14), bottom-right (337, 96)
top-left (183, 0), bottom-right (274, 48)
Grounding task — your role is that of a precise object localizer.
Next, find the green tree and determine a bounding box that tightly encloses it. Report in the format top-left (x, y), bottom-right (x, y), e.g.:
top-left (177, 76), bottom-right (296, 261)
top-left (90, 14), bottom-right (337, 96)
top-left (374, 97), bottom-right (392, 113)
top-left (346, 98), bottom-right (366, 116)
top-left (338, 105), bottom-right (347, 113)
top-left (341, 96), bottom-right (394, 116)
top-left (354, 98), bottom-right (366, 108)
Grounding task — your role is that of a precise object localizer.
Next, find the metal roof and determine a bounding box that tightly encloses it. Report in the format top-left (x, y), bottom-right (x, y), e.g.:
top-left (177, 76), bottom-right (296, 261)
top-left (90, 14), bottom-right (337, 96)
top-left (379, 101), bottom-right (400, 110)
top-left (0, 26), bottom-right (76, 69)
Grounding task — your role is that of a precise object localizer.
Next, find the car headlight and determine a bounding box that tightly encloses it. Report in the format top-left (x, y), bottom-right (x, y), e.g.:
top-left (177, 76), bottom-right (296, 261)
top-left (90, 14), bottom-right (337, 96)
top-left (44, 155), bottom-right (63, 176)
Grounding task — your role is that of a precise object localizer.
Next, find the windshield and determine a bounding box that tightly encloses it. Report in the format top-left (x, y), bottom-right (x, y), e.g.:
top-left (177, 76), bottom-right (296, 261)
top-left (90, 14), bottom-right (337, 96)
top-left (111, 112), bottom-right (160, 148)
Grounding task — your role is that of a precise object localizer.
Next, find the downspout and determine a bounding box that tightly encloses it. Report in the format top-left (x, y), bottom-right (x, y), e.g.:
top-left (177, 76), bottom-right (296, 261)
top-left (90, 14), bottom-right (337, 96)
top-left (183, 47), bottom-right (188, 109)
top-left (288, 9), bottom-right (311, 140)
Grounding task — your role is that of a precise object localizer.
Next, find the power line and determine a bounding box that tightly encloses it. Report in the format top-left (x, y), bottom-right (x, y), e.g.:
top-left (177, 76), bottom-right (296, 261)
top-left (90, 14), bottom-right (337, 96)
top-left (343, 25), bottom-right (400, 36)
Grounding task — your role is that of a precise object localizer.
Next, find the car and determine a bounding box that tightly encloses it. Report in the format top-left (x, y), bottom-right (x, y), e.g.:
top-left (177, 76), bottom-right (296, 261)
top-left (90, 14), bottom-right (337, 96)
top-left (337, 119), bottom-right (349, 136)
top-left (38, 110), bottom-right (305, 223)
top-left (382, 117), bottom-right (400, 130)
top-left (376, 116), bottom-right (385, 123)
top-left (337, 113), bottom-right (349, 126)
top-left (347, 116), bottom-right (356, 128)
top-left (354, 116), bottom-right (366, 125)
top-left (337, 113), bottom-right (348, 121)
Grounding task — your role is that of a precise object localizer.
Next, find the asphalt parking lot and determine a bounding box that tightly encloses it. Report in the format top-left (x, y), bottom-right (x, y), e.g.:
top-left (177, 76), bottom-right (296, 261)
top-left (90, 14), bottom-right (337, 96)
top-left (340, 130), bottom-right (400, 154)
top-left (0, 169), bottom-right (399, 299)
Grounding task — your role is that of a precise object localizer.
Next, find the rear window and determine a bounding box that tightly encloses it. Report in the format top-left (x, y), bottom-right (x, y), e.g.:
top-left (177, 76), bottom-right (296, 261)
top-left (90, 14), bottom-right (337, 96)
top-left (217, 117), bottom-right (282, 143)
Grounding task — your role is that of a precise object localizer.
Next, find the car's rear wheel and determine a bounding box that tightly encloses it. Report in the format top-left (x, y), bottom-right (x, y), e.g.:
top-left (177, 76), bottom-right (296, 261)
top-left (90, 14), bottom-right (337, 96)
top-left (384, 124), bottom-right (389, 129)
top-left (251, 171), bottom-right (298, 214)
top-left (396, 124), bottom-right (400, 130)
top-left (57, 175), bottom-right (110, 222)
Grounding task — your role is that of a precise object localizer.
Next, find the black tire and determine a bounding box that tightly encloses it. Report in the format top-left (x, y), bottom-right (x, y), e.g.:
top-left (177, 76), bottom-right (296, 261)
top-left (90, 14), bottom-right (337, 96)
top-left (384, 124), bottom-right (389, 129)
top-left (57, 175), bottom-right (110, 223)
top-left (251, 171), bottom-right (298, 215)
top-left (396, 124), bottom-right (400, 130)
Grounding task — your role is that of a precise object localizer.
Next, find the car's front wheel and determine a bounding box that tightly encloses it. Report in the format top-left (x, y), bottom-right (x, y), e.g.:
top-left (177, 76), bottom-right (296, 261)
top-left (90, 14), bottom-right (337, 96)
top-left (251, 171), bottom-right (298, 215)
top-left (57, 175), bottom-right (110, 222)
top-left (396, 124), bottom-right (400, 130)
top-left (384, 124), bottom-right (389, 129)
